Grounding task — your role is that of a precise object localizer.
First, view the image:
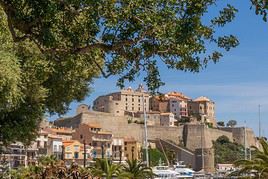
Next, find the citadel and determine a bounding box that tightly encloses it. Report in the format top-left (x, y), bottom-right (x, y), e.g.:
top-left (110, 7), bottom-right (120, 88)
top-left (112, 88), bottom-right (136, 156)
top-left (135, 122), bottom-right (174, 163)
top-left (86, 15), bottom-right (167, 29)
top-left (54, 85), bottom-right (259, 172)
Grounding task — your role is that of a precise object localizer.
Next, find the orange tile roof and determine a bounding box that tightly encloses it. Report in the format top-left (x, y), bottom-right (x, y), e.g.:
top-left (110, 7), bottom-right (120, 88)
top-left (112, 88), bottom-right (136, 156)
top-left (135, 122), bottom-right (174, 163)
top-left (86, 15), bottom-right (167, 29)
top-left (166, 91), bottom-right (191, 100)
top-left (153, 95), bottom-right (169, 101)
top-left (62, 140), bottom-right (81, 147)
top-left (194, 96), bottom-right (211, 102)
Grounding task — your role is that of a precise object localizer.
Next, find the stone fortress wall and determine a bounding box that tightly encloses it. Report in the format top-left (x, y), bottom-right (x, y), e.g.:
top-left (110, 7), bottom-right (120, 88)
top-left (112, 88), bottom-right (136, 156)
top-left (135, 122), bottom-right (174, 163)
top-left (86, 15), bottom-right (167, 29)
top-left (54, 109), bottom-right (256, 150)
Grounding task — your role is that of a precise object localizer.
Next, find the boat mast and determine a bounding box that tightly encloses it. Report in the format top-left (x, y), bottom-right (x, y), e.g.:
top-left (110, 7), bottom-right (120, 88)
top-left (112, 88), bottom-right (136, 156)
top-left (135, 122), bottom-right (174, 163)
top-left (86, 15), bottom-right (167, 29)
top-left (142, 94), bottom-right (149, 167)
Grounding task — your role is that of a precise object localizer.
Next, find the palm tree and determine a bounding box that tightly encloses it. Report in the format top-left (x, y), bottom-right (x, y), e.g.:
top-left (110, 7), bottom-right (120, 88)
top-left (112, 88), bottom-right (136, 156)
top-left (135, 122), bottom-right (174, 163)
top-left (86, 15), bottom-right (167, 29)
top-left (91, 158), bottom-right (122, 179)
top-left (121, 159), bottom-right (154, 179)
top-left (232, 138), bottom-right (268, 178)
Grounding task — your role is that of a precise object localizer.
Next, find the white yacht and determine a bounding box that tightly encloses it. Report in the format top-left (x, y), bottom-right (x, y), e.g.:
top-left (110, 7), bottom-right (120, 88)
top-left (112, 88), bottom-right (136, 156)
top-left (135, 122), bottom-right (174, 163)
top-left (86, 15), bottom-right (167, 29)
top-left (153, 165), bottom-right (178, 179)
top-left (174, 161), bottom-right (194, 178)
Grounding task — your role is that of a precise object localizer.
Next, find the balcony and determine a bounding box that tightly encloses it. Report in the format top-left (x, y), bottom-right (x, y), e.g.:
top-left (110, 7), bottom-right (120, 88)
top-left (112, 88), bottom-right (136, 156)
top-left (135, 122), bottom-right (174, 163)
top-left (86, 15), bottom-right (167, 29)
top-left (38, 148), bottom-right (47, 155)
top-left (92, 137), bottom-right (111, 142)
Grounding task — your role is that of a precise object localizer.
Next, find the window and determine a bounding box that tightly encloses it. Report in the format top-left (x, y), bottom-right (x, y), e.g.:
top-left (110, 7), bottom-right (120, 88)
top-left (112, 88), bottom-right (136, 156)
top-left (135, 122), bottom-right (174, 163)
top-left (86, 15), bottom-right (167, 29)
top-left (74, 152), bottom-right (79, 159)
top-left (116, 111), bottom-right (119, 113)
top-left (115, 103), bottom-right (119, 105)
top-left (66, 146), bottom-right (70, 151)
top-left (125, 147), bottom-right (127, 151)
top-left (74, 145), bottom-right (79, 151)
top-left (126, 106), bottom-right (128, 110)
top-left (138, 107), bottom-right (140, 111)
top-left (37, 141), bottom-right (40, 147)
top-left (132, 98), bottom-right (134, 102)
top-left (174, 108), bottom-right (176, 111)
top-left (132, 107), bottom-right (134, 111)
top-left (66, 153), bottom-right (71, 159)
top-left (125, 98), bottom-right (128, 101)
top-left (138, 99), bottom-right (140, 102)
top-left (172, 104), bottom-right (174, 107)
top-left (80, 134), bottom-right (83, 139)
top-left (53, 145), bottom-right (57, 152)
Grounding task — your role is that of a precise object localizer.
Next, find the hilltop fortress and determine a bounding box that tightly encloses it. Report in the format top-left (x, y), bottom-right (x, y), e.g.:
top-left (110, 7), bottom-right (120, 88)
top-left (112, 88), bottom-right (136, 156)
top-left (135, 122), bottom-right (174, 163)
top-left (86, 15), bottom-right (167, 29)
top-left (54, 85), bottom-right (259, 172)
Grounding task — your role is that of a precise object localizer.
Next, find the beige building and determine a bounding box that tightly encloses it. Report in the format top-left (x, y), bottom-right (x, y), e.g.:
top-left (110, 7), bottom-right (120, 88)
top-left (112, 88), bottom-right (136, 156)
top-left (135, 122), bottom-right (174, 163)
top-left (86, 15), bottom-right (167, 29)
top-left (63, 140), bottom-right (93, 165)
top-left (93, 85), bottom-right (150, 116)
top-left (124, 137), bottom-right (141, 160)
top-left (188, 96), bottom-right (216, 126)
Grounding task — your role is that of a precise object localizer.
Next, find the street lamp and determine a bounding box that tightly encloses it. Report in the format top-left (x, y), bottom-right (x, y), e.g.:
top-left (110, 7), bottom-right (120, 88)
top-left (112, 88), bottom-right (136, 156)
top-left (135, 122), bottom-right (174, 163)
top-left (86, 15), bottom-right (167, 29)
top-left (119, 149), bottom-right (122, 164)
top-left (101, 144), bottom-right (104, 159)
top-left (83, 140), bottom-right (86, 167)
top-left (131, 146), bottom-right (135, 160)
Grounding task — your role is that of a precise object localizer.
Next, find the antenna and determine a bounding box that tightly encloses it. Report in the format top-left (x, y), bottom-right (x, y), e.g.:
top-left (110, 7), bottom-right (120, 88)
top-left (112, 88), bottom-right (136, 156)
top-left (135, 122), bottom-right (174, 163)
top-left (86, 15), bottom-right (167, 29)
top-left (244, 120), bottom-right (247, 160)
top-left (258, 104), bottom-right (261, 138)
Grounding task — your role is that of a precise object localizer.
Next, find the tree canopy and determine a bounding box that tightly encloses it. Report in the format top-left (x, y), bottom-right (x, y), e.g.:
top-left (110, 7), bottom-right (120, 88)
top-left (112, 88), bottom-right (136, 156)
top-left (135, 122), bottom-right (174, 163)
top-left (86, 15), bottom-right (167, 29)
top-left (213, 135), bottom-right (244, 164)
top-left (1, 0), bottom-right (262, 144)
top-left (227, 120), bottom-right (237, 128)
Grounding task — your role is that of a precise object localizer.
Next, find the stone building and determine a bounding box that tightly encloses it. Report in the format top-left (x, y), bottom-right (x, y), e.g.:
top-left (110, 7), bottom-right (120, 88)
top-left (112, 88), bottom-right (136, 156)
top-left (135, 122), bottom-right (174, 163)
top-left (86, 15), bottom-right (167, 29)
top-left (150, 95), bottom-right (169, 113)
top-left (188, 96), bottom-right (216, 126)
top-left (150, 92), bottom-right (190, 119)
top-left (93, 85), bottom-right (150, 116)
top-left (126, 111), bottom-right (161, 126)
top-left (160, 113), bottom-right (176, 127)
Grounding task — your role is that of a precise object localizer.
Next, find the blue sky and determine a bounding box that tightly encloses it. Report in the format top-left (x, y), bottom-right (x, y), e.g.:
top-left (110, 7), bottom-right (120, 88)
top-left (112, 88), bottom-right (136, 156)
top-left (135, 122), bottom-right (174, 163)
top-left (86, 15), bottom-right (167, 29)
top-left (50, 1), bottom-right (268, 137)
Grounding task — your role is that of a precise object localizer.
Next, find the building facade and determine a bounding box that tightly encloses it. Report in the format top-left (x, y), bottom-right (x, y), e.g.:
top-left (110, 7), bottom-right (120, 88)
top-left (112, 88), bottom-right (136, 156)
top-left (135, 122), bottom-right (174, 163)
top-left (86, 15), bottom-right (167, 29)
top-left (72, 123), bottom-right (113, 159)
top-left (188, 96), bottom-right (216, 126)
top-left (93, 85), bottom-right (150, 116)
top-left (124, 137), bottom-right (141, 160)
top-left (63, 140), bottom-right (92, 165)
top-left (150, 92), bottom-right (190, 119)
top-left (160, 113), bottom-right (176, 127)
top-left (112, 138), bottom-right (124, 161)
top-left (47, 136), bottom-right (63, 160)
